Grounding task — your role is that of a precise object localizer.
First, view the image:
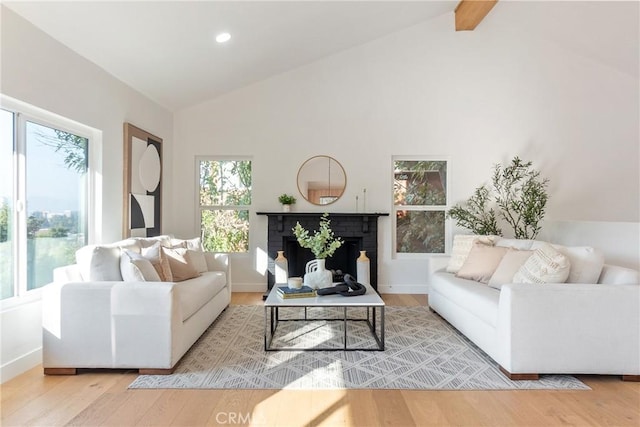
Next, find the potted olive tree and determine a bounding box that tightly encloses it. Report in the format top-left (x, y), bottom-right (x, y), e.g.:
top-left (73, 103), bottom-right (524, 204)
top-left (448, 157), bottom-right (549, 239)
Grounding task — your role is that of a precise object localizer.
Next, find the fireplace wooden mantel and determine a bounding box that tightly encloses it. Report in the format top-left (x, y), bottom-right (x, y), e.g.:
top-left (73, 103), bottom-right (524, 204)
top-left (256, 212), bottom-right (389, 232)
top-left (257, 212), bottom-right (389, 293)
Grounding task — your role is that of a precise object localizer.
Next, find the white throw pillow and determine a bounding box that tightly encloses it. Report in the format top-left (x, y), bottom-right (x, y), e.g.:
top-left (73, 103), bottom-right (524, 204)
top-left (554, 245), bottom-right (605, 284)
top-left (120, 250), bottom-right (162, 282)
top-left (455, 243), bottom-right (509, 283)
top-left (75, 239), bottom-right (139, 281)
top-left (513, 243), bottom-right (571, 284)
top-left (488, 249), bottom-right (533, 289)
top-left (141, 242), bottom-right (173, 281)
top-left (170, 237), bottom-right (204, 251)
top-left (446, 234), bottom-right (499, 273)
top-left (185, 249), bottom-right (208, 274)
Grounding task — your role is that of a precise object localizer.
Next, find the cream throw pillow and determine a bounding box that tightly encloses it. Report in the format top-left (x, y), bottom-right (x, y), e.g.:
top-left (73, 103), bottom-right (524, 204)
top-left (488, 249), bottom-right (533, 289)
top-left (446, 235), bottom-right (499, 273)
top-left (162, 247), bottom-right (200, 282)
top-left (513, 243), bottom-right (571, 284)
top-left (455, 243), bottom-right (509, 284)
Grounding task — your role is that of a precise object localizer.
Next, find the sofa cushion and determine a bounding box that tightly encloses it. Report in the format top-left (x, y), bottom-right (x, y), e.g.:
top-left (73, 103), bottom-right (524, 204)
top-left (488, 249), bottom-right (533, 289)
top-left (554, 245), bottom-right (605, 284)
top-left (185, 249), bottom-right (208, 274)
top-left (513, 243), bottom-right (571, 284)
top-left (171, 237), bottom-right (204, 251)
top-left (76, 239), bottom-right (139, 281)
top-left (431, 270), bottom-right (500, 327)
top-left (120, 250), bottom-right (162, 282)
top-left (446, 235), bottom-right (499, 273)
top-left (162, 247), bottom-right (200, 282)
top-left (137, 235), bottom-right (173, 249)
top-left (598, 264), bottom-right (640, 285)
top-left (176, 271), bottom-right (227, 321)
top-left (455, 243), bottom-right (509, 283)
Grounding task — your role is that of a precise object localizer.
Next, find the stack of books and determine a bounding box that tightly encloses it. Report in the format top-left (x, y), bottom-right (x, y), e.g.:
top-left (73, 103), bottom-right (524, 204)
top-left (276, 285), bottom-right (316, 299)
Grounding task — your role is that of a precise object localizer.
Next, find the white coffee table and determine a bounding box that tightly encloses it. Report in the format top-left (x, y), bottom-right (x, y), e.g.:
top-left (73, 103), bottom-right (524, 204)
top-left (264, 283), bottom-right (385, 351)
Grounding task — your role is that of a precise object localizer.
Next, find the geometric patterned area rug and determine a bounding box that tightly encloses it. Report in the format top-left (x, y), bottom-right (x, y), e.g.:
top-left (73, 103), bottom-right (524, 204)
top-left (129, 305), bottom-right (589, 390)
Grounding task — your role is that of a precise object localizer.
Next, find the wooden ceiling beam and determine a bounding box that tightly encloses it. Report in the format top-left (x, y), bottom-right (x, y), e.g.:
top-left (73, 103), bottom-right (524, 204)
top-left (455, 0), bottom-right (498, 31)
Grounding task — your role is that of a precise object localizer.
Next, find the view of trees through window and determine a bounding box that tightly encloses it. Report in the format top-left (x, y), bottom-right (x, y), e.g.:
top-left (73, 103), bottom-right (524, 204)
top-left (394, 160), bottom-right (448, 254)
top-left (199, 159), bottom-right (251, 252)
top-left (1, 108), bottom-right (88, 300)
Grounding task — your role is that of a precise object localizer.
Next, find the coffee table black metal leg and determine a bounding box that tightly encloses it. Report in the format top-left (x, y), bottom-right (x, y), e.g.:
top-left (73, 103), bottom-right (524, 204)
top-left (343, 307), bottom-right (348, 350)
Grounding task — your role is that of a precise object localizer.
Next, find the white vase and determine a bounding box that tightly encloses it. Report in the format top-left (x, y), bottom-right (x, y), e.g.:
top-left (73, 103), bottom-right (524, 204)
top-left (282, 204), bottom-right (291, 212)
top-left (356, 250), bottom-right (370, 285)
top-left (303, 259), bottom-right (333, 289)
top-left (275, 250), bottom-right (288, 284)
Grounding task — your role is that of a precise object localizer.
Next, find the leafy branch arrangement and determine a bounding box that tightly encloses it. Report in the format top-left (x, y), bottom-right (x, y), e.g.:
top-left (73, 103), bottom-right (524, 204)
top-left (448, 157), bottom-right (549, 239)
top-left (292, 213), bottom-right (343, 259)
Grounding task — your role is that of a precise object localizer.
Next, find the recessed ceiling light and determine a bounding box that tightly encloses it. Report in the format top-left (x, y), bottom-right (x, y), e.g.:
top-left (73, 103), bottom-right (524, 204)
top-left (216, 33), bottom-right (231, 43)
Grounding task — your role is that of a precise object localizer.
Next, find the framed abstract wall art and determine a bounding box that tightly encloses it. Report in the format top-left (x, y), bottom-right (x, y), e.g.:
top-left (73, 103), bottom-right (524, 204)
top-left (123, 123), bottom-right (163, 238)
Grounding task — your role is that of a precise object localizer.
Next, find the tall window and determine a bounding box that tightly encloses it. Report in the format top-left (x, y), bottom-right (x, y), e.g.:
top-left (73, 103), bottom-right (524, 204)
top-left (1, 104), bottom-right (89, 301)
top-left (393, 159), bottom-right (448, 254)
top-left (198, 158), bottom-right (252, 252)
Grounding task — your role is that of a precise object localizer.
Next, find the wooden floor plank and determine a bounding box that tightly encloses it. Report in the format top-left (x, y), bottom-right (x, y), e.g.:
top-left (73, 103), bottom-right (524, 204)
top-left (1, 293), bottom-right (638, 427)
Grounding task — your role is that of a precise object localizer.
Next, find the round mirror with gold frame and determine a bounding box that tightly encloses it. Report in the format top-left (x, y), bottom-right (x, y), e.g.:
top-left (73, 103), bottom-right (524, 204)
top-left (296, 155), bottom-right (347, 205)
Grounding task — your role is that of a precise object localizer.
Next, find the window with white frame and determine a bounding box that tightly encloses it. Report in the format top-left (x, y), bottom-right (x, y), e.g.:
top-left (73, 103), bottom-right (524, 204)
top-left (198, 158), bottom-right (252, 252)
top-left (393, 159), bottom-right (448, 254)
top-left (1, 103), bottom-right (91, 301)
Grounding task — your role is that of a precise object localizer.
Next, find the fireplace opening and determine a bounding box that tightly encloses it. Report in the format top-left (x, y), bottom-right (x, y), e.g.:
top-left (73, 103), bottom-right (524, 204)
top-left (284, 237), bottom-right (362, 281)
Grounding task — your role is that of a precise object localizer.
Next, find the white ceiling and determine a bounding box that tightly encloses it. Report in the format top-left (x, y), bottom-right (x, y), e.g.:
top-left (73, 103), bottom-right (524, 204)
top-left (4, 1), bottom-right (638, 112)
top-left (3, 1), bottom-right (454, 111)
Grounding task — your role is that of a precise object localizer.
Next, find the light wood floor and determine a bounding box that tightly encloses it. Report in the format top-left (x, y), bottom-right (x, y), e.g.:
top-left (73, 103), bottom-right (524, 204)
top-left (2, 293), bottom-right (639, 427)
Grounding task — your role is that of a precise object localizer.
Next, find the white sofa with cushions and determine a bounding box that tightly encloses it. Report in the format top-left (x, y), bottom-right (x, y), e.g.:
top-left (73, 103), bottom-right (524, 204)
top-left (428, 235), bottom-right (640, 380)
top-left (42, 235), bottom-right (230, 375)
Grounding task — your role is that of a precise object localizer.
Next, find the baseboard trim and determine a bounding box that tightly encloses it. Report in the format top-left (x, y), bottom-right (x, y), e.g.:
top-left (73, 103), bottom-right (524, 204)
top-left (232, 283), bottom-right (267, 293)
top-left (622, 375), bottom-right (640, 382)
top-left (377, 284), bottom-right (428, 294)
top-left (499, 366), bottom-right (539, 381)
top-left (1, 347), bottom-right (42, 384)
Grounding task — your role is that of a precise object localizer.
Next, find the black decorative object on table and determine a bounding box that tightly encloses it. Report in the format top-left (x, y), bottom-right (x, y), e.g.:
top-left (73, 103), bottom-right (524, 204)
top-left (317, 274), bottom-right (366, 297)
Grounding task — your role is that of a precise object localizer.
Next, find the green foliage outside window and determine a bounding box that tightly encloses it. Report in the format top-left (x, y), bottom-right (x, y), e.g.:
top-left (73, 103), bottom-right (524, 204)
top-left (199, 159), bottom-right (252, 252)
top-left (394, 160), bottom-right (448, 254)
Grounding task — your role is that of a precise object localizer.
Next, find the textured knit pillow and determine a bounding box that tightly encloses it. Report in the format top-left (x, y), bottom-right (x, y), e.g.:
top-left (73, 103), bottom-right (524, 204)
top-left (455, 243), bottom-right (509, 284)
top-left (513, 243), bottom-right (571, 284)
top-left (446, 235), bottom-right (499, 273)
top-left (488, 249), bottom-right (533, 289)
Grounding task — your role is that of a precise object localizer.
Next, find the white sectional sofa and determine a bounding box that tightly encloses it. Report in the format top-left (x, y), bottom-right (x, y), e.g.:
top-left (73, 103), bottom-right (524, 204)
top-left (428, 236), bottom-right (640, 381)
top-left (42, 235), bottom-right (231, 375)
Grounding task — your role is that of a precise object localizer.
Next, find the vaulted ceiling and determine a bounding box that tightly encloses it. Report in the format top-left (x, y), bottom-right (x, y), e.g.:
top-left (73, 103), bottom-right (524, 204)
top-left (4, 1), bottom-right (637, 112)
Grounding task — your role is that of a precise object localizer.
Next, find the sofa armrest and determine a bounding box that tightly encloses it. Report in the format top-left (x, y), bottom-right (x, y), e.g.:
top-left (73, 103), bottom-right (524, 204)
top-left (42, 281), bottom-right (179, 369)
top-left (427, 255), bottom-right (451, 276)
top-left (205, 252), bottom-right (230, 283)
top-left (497, 283), bottom-right (640, 374)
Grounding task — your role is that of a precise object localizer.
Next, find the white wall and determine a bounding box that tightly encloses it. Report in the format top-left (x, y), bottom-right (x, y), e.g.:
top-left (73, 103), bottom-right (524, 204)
top-left (0, 7), bottom-right (173, 382)
top-left (170, 8), bottom-right (639, 292)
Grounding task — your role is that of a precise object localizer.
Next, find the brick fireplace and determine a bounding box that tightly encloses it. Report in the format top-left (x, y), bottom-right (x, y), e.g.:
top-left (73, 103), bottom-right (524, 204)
top-left (257, 212), bottom-right (388, 292)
